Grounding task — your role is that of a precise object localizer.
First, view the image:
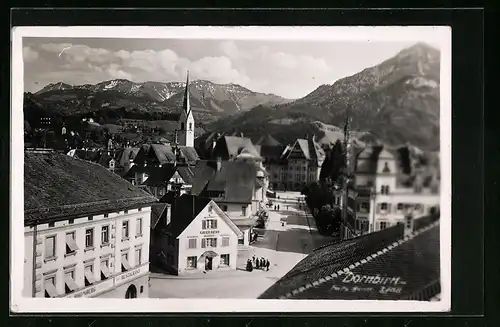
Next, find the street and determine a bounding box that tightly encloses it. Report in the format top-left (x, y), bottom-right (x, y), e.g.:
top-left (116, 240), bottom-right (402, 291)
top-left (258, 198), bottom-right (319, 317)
top-left (149, 191), bottom-right (335, 299)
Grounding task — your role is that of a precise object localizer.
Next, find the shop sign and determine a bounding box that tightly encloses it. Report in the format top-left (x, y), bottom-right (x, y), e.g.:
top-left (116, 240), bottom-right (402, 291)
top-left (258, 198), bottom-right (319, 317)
top-left (200, 230), bottom-right (220, 235)
top-left (65, 278), bottom-right (114, 298)
top-left (114, 263), bottom-right (149, 286)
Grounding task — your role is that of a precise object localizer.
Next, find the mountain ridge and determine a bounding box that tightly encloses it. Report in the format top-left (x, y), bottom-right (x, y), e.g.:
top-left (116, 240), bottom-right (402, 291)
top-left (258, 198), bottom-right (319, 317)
top-left (207, 42), bottom-right (441, 150)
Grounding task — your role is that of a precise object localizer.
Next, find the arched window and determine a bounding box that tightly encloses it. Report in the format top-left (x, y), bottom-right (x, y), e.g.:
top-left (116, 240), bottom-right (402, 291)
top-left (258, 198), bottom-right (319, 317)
top-left (189, 123), bottom-right (193, 130)
top-left (180, 122), bottom-right (185, 130)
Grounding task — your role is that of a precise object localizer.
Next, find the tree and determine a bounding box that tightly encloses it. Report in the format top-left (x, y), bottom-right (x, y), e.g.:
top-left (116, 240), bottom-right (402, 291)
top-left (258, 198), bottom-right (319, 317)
top-left (319, 139), bottom-right (346, 183)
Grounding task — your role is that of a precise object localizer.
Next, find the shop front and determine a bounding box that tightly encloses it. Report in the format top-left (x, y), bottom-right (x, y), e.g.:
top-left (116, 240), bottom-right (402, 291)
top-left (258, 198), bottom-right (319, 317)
top-left (64, 262), bottom-right (150, 299)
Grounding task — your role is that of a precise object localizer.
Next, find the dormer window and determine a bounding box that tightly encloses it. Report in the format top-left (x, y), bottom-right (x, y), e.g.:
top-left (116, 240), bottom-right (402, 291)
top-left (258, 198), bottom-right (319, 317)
top-left (382, 162), bottom-right (390, 173)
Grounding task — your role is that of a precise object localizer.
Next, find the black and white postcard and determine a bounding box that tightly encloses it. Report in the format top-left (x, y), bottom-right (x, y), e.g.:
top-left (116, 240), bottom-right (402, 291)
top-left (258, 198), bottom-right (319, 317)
top-left (10, 26), bottom-right (451, 312)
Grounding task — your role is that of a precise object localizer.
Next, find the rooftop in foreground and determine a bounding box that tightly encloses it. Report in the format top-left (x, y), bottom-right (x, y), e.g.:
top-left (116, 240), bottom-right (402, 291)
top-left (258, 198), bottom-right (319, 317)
top-left (24, 152), bottom-right (157, 224)
top-left (259, 215), bottom-right (440, 301)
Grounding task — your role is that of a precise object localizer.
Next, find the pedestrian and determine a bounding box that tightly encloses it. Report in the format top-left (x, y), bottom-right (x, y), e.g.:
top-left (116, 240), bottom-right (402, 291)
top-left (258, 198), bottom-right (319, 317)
top-left (261, 258), bottom-right (265, 269)
top-left (256, 258), bottom-right (260, 269)
top-left (266, 259), bottom-right (270, 271)
top-left (277, 205), bottom-right (280, 211)
top-left (252, 255), bottom-right (256, 264)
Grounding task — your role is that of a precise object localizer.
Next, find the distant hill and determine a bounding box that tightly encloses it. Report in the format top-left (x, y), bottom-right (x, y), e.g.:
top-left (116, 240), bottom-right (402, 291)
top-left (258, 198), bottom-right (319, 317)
top-left (28, 78), bottom-right (293, 124)
top-left (208, 42), bottom-right (441, 151)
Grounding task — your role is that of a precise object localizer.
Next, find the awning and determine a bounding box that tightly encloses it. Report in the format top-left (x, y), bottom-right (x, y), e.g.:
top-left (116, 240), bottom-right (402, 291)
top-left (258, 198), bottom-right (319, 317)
top-left (66, 234), bottom-right (79, 252)
top-left (122, 257), bottom-right (132, 271)
top-left (65, 275), bottom-right (79, 292)
top-left (101, 263), bottom-right (110, 279)
top-left (199, 251), bottom-right (218, 258)
top-left (44, 281), bottom-right (59, 298)
top-left (84, 270), bottom-right (97, 285)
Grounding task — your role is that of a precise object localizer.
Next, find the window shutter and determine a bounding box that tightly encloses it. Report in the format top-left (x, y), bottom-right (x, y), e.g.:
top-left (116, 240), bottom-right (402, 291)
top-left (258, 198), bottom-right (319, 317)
top-left (201, 239), bottom-right (206, 248)
top-left (214, 238), bottom-right (217, 248)
top-left (387, 204), bottom-right (392, 213)
top-left (45, 236), bottom-right (55, 257)
top-left (202, 221), bottom-right (206, 229)
top-left (214, 220), bottom-right (218, 229)
top-left (376, 204), bottom-right (381, 213)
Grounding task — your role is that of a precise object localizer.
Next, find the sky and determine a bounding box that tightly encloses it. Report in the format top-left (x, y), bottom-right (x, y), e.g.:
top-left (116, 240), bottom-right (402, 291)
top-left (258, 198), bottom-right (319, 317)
top-left (23, 37), bottom-right (441, 99)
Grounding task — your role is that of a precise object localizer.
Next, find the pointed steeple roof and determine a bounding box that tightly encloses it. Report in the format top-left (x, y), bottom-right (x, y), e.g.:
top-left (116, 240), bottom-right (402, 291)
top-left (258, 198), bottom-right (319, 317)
top-left (183, 71), bottom-right (191, 115)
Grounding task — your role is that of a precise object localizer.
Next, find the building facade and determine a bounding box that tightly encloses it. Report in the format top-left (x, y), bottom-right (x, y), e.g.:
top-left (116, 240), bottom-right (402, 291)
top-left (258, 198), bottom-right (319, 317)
top-left (152, 195), bottom-right (242, 275)
top-left (23, 152), bottom-right (157, 299)
top-left (353, 146), bottom-right (440, 235)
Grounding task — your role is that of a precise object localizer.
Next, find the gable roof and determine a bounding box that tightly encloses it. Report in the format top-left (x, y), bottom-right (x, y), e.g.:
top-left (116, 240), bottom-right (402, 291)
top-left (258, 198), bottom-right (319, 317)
top-left (206, 161), bottom-right (257, 203)
top-left (256, 134), bottom-right (282, 146)
top-left (166, 194), bottom-right (211, 237)
top-left (165, 195), bottom-right (243, 238)
top-left (189, 160), bottom-right (217, 195)
top-left (24, 152), bottom-right (157, 224)
top-left (151, 203), bottom-right (169, 229)
top-left (117, 147), bottom-right (140, 167)
top-left (220, 136), bottom-right (260, 160)
top-left (259, 215), bottom-right (440, 300)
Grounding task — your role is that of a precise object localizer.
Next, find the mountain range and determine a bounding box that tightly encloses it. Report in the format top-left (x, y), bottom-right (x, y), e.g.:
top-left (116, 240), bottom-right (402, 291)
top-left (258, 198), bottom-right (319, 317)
top-left (24, 42), bottom-right (440, 150)
top-left (27, 78), bottom-right (293, 123)
top-left (208, 42), bottom-right (441, 150)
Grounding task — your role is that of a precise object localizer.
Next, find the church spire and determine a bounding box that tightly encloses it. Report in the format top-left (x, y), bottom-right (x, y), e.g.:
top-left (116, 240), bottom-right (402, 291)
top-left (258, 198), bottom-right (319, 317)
top-left (183, 70), bottom-right (191, 115)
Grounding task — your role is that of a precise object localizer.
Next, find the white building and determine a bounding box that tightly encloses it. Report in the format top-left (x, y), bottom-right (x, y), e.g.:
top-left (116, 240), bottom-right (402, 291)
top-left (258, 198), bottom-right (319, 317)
top-left (24, 152), bottom-right (157, 299)
top-left (151, 195), bottom-right (242, 275)
top-left (353, 146), bottom-right (440, 234)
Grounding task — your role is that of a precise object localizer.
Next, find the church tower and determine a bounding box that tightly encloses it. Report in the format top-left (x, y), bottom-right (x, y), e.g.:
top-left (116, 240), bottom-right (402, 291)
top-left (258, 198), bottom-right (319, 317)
top-left (178, 71), bottom-right (195, 147)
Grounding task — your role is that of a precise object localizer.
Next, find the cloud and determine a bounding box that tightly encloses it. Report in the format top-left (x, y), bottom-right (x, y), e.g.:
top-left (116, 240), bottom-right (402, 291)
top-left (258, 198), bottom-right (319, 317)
top-left (23, 46), bottom-right (39, 63)
top-left (25, 40), bottom-right (334, 98)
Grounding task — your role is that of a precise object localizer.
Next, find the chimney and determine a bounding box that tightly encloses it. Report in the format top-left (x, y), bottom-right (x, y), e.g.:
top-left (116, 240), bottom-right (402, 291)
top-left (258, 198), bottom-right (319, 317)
top-left (216, 157), bottom-right (222, 172)
top-left (404, 212), bottom-right (414, 237)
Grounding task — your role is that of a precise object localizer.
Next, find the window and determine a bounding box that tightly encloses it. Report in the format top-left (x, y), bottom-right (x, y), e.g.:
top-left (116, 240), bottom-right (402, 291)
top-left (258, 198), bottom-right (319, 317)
top-left (84, 263), bottom-right (96, 286)
top-left (45, 235), bottom-right (56, 259)
top-left (85, 229), bottom-right (94, 248)
top-left (414, 204), bottom-right (423, 213)
top-left (48, 222), bottom-right (55, 228)
top-left (188, 238), bottom-right (197, 249)
top-left (136, 218), bottom-right (143, 236)
top-left (202, 219), bottom-right (218, 229)
top-left (222, 236), bottom-right (230, 247)
top-left (208, 204), bottom-right (213, 214)
top-left (64, 270), bottom-right (78, 294)
top-left (201, 238), bottom-right (217, 248)
top-left (381, 203), bottom-right (388, 211)
top-left (382, 162), bottom-right (391, 173)
top-left (379, 221), bottom-right (388, 230)
top-left (397, 203), bottom-right (403, 211)
top-left (88, 216), bottom-right (93, 221)
top-left (44, 276), bottom-right (58, 298)
top-left (242, 206), bottom-right (247, 216)
top-left (122, 252), bottom-right (132, 272)
top-left (101, 226), bottom-right (109, 244)
top-left (65, 232), bottom-right (78, 254)
top-left (220, 254), bottom-right (230, 266)
top-left (187, 256), bottom-right (197, 269)
top-left (405, 215), bottom-right (413, 229)
top-left (380, 185), bottom-right (390, 194)
top-left (189, 123), bottom-right (193, 130)
top-left (135, 248), bottom-right (142, 266)
top-left (122, 221), bottom-right (129, 239)
top-left (100, 259), bottom-right (110, 280)
top-left (68, 219), bottom-right (74, 224)
top-left (104, 213), bottom-right (109, 218)
top-left (360, 202), bottom-right (370, 212)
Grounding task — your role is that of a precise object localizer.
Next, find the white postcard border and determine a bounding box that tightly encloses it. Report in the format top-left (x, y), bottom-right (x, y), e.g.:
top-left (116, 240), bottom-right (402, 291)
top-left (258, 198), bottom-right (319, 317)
top-left (10, 26), bottom-right (452, 313)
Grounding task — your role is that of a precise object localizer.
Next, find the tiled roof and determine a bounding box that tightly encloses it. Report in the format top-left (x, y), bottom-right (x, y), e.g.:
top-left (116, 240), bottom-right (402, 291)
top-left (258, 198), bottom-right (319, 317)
top-left (24, 152), bottom-right (157, 224)
top-left (189, 160), bottom-right (217, 195)
top-left (141, 165), bottom-right (176, 186)
top-left (166, 195), bottom-right (212, 237)
top-left (117, 147), bottom-right (140, 168)
top-left (259, 145), bottom-right (287, 161)
top-left (179, 146), bottom-right (200, 163)
top-left (206, 161), bottom-right (257, 203)
top-left (259, 215), bottom-right (440, 300)
top-left (151, 203), bottom-right (169, 229)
